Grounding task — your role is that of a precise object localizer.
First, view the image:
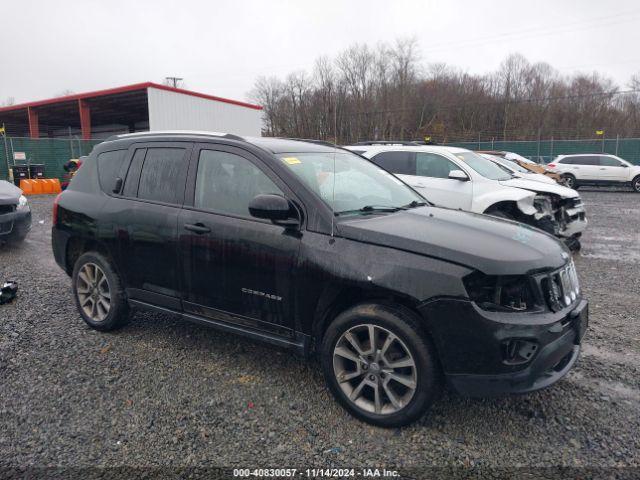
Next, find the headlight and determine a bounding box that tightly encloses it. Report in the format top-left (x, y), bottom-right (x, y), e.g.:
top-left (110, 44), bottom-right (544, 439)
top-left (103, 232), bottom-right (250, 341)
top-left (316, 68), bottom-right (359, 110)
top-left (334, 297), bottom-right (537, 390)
top-left (17, 195), bottom-right (29, 211)
top-left (541, 261), bottom-right (580, 312)
top-left (533, 195), bottom-right (553, 216)
top-left (463, 272), bottom-right (536, 312)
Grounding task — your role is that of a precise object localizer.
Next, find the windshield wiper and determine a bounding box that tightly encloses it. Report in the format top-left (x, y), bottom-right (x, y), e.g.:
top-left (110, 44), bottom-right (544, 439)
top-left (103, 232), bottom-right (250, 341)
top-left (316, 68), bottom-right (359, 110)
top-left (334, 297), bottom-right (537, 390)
top-left (403, 200), bottom-right (429, 209)
top-left (335, 205), bottom-right (406, 216)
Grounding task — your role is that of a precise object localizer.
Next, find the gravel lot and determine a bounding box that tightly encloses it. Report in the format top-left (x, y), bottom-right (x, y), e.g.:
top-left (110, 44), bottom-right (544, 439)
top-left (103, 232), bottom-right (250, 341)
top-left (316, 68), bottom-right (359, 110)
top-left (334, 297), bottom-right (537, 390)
top-left (1, 191), bottom-right (639, 475)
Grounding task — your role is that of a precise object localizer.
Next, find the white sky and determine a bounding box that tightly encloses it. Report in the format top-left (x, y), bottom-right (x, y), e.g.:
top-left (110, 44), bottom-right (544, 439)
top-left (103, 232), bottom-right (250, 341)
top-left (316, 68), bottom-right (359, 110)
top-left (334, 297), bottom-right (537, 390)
top-left (2, 0), bottom-right (640, 105)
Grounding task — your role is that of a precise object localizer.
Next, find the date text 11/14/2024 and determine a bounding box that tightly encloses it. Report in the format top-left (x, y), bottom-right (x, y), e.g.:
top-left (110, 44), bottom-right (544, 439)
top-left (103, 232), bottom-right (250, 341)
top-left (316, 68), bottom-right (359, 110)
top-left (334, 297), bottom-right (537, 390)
top-left (233, 468), bottom-right (400, 477)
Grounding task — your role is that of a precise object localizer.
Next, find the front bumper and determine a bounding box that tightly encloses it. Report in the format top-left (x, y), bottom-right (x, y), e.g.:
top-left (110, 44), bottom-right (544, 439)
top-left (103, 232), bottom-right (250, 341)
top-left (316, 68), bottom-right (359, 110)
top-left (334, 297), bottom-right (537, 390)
top-left (0, 208), bottom-right (31, 243)
top-left (419, 298), bottom-right (588, 397)
top-left (558, 206), bottom-right (587, 238)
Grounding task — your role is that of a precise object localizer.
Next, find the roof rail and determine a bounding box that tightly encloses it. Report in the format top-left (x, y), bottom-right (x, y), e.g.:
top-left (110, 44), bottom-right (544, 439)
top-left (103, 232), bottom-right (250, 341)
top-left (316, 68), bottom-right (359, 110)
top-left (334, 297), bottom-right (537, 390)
top-left (106, 130), bottom-right (246, 142)
top-left (284, 138), bottom-right (337, 147)
top-left (352, 140), bottom-right (433, 146)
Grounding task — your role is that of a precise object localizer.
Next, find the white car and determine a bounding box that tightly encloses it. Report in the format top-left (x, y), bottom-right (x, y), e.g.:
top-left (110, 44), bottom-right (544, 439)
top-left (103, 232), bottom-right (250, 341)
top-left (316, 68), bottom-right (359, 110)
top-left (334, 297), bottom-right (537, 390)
top-left (479, 153), bottom-right (557, 185)
top-left (547, 154), bottom-right (640, 192)
top-left (344, 144), bottom-right (587, 249)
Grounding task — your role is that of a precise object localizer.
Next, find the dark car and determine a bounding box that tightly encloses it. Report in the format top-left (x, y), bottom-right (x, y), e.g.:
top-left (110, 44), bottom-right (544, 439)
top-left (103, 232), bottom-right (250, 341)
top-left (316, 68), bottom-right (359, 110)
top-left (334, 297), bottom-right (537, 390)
top-left (0, 180), bottom-right (31, 245)
top-left (51, 132), bottom-right (588, 427)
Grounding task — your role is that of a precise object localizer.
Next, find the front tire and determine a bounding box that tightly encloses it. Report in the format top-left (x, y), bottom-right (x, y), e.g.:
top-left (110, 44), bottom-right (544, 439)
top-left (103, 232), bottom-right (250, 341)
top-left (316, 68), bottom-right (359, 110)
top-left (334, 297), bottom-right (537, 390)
top-left (321, 303), bottom-right (440, 427)
top-left (632, 175), bottom-right (640, 193)
top-left (72, 252), bottom-right (129, 331)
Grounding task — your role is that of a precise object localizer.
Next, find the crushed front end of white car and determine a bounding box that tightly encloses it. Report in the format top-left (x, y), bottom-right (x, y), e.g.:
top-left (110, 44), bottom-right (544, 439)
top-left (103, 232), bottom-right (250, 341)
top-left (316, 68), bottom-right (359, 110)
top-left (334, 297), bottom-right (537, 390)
top-left (503, 179), bottom-right (587, 249)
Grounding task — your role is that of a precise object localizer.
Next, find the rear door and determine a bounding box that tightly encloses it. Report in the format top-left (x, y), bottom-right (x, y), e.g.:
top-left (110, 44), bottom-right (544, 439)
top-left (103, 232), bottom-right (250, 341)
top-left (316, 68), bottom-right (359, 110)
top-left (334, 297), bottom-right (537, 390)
top-left (563, 156), bottom-right (599, 180)
top-left (115, 142), bottom-right (192, 310)
top-left (178, 143), bottom-right (301, 338)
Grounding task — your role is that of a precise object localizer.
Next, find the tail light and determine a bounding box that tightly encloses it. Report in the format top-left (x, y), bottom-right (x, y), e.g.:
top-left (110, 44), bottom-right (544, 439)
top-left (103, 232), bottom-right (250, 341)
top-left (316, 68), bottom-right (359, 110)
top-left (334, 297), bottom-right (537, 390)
top-left (547, 163), bottom-right (556, 168)
top-left (52, 193), bottom-right (62, 225)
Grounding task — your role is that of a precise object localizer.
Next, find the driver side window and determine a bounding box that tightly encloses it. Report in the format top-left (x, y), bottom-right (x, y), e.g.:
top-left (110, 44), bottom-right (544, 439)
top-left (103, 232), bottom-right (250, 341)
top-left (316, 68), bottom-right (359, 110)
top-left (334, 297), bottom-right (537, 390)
top-left (599, 156), bottom-right (623, 167)
top-left (415, 153), bottom-right (459, 179)
top-left (195, 150), bottom-right (283, 217)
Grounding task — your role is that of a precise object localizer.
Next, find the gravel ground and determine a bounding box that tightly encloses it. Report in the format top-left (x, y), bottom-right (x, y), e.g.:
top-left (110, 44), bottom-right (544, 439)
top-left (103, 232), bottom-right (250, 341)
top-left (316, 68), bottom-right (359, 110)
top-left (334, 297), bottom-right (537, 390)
top-left (0, 191), bottom-right (638, 475)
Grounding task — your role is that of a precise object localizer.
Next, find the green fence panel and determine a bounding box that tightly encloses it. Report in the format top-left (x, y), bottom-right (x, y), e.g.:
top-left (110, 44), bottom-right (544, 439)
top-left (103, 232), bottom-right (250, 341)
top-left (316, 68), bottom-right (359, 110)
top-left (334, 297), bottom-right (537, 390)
top-left (447, 138), bottom-right (640, 164)
top-left (0, 137), bottom-right (103, 183)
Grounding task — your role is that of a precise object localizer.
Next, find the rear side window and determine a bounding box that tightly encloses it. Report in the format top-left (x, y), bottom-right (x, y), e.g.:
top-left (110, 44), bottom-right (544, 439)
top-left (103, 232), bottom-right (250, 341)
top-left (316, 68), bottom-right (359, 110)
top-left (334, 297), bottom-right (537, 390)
top-left (122, 149), bottom-right (147, 197)
top-left (96, 150), bottom-right (127, 193)
top-left (136, 148), bottom-right (188, 204)
top-left (195, 150), bottom-right (283, 217)
top-left (568, 156), bottom-right (598, 166)
top-left (371, 151), bottom-right (415, 175)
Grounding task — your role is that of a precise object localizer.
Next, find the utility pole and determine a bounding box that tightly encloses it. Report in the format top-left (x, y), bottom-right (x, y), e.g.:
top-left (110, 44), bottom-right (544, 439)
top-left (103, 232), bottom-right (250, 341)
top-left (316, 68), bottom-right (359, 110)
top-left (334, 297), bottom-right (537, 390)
top-left (165, 77), bottom-right (184, 88)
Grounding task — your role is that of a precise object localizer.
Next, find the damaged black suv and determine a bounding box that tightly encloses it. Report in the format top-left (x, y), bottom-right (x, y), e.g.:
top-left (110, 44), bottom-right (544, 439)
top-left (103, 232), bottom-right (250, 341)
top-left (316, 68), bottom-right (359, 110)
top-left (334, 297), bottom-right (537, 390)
top-left (52, 132), bottom-right (588, 427)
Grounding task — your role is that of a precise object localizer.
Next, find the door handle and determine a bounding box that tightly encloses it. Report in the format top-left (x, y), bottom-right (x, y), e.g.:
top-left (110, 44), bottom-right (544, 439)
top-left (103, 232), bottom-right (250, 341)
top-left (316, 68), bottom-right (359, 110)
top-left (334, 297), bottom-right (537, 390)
top-left (184, 223), bottom-right (211, 234)
top-left (599, 168), bottom-right (606, 170)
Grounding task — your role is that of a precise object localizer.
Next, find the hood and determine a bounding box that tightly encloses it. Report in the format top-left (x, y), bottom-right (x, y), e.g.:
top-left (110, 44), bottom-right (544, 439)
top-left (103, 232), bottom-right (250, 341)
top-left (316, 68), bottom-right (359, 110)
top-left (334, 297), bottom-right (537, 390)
top-left (499, 177), bottom-right (579, 198)
top-left (338, 207), bottom-right (569, 275)
top-left (524, 173), bottom-right (557, 185)
top-left (0, 180), bottom-right (22, 205)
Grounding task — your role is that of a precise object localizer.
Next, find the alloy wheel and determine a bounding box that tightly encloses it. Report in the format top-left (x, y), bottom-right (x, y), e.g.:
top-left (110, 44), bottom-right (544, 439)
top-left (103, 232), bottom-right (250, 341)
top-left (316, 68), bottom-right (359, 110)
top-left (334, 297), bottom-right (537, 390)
top-left (633, 178), bottom-right (640, 192)
top-left (333, 324), bottom-right (417, 415)
top-left (76, 263), bottom-right (111, 322)
top-left (564, 176), bottom-right (575, 188)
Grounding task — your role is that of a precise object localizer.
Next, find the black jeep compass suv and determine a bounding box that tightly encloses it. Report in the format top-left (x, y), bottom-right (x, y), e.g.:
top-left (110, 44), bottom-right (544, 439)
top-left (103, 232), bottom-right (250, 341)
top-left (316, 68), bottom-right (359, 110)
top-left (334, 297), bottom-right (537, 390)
top-left (52, 131), bottom-right (588, 427)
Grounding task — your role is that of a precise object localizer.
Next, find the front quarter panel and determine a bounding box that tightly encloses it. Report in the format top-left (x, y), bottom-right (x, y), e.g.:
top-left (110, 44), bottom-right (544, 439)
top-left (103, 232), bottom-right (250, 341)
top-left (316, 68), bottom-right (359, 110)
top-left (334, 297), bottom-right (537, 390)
top-left (295, 232), bottom-right (472, 337)
top-left (472, 184), bottom-right (537, 214)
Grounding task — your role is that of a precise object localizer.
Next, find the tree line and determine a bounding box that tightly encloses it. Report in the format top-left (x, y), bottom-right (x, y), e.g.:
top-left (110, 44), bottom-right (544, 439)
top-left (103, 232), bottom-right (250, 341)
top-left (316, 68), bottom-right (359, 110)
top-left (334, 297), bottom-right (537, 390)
top-left (250, 39), bottom-right (640, 144)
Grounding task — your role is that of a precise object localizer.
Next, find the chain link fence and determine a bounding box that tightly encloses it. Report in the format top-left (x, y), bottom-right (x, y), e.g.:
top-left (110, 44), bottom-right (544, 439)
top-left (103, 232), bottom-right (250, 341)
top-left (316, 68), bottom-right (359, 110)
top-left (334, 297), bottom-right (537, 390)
top-left (446, 137), bottom-right (640, 164)
top-left (2, 135), bottom-right (639, 184)
top-left (0, 136), bottom-right (103, 183)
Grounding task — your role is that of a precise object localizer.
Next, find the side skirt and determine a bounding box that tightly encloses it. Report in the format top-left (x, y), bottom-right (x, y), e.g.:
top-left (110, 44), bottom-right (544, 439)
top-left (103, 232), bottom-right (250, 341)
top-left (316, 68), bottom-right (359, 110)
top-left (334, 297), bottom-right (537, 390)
top-left (128, 299), bottom-right (310, 356)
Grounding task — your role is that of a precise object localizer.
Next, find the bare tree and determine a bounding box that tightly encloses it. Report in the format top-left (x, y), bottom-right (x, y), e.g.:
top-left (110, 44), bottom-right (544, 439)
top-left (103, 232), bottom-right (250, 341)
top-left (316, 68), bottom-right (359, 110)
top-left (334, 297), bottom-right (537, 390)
top-left (250, 41), bottom-right (640, 143)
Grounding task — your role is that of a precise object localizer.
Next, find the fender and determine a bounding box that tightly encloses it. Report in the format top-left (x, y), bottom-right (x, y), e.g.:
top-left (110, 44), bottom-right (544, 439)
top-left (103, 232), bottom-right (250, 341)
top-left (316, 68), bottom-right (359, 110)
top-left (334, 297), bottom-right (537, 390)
top-left (473, 187), bottom-right (537, 216)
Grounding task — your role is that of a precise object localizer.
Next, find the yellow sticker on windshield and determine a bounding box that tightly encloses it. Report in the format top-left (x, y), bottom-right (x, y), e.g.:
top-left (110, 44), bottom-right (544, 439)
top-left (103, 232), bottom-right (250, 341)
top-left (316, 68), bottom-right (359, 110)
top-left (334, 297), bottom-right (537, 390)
top-left (282, 157), bottom-right (301, 165)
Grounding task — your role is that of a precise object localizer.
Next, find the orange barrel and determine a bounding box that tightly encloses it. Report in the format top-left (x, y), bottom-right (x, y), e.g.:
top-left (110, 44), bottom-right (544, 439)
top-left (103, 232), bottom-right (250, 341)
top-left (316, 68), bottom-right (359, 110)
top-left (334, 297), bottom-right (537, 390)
top-left (19, 179), bottom-right (34, 195)
top-left (31, 179), bottom-right (43, 194)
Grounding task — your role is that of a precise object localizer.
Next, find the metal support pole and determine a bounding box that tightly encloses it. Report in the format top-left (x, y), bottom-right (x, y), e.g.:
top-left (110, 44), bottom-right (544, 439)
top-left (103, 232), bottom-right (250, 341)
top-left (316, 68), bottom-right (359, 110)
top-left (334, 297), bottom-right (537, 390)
top-left (2, 133), bottom-right (10, 182)
top-left (550, 136), bottom-right (554, 160)
top-left (615, 134), bottom-right (619, 156)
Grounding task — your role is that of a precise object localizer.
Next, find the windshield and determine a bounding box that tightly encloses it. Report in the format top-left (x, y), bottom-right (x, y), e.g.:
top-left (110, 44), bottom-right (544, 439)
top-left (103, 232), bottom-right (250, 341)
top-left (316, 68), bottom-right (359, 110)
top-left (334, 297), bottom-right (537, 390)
top-left (278, 151), bottom-right (424, 214)
top-left (482, 154), bottom-right (529, 174)
top-left (454, 151), bottom-right (512, 181)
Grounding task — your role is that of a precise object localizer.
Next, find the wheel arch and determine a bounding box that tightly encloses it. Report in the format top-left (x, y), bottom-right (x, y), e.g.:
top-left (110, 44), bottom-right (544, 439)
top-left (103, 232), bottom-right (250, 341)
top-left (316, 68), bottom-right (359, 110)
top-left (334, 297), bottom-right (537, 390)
top-left (311, 285), bottom-right (436, 355)
top-left (65, 236), bottom-right (116, 276)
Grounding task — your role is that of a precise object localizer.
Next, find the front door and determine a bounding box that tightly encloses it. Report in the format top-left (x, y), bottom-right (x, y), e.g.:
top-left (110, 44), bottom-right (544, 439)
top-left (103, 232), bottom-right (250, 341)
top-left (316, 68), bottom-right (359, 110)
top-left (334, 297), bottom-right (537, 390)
top-left (598, 156), bottom-right (630, 182)
top-left (179, 144), bottom-right (301, 338)
top-left (399, 152), bottom-right (473, 210)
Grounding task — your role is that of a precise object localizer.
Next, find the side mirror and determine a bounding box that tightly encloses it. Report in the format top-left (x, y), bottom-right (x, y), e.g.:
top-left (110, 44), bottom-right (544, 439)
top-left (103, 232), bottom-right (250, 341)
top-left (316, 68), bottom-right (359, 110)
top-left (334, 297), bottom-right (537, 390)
top-left (448, 170), bottom-right (469, 181)
top-left (620, 163), bottom-right (628, 168)
top-left (249, 194), bottom-right (298, 226)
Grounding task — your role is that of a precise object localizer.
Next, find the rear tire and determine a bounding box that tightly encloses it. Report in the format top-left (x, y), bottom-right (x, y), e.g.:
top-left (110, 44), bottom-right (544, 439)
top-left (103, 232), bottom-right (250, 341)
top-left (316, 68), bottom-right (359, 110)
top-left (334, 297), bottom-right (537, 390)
top-left (563, 174), bottom-right (577, 189)
top-left (321, 303), bottom-right (441, 427)
top-left (72, 252), bottom-right (129, 331)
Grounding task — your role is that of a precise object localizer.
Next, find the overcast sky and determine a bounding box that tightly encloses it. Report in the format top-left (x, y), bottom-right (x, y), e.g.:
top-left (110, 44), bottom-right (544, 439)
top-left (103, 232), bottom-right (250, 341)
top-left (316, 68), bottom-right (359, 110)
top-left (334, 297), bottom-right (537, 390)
top-left (2, 0), bottom-right (640, 105)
